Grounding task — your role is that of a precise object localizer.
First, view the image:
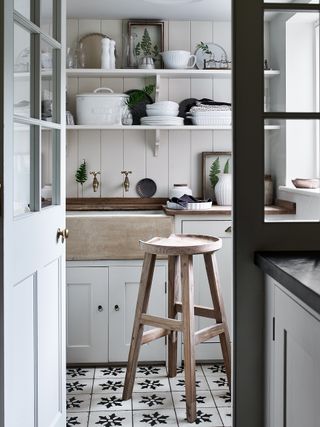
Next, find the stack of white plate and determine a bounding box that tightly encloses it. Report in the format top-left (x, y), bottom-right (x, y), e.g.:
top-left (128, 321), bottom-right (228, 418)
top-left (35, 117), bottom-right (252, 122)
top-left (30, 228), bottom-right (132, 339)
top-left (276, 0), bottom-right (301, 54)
top-left (141, 116), bottom-right (184, 126)
top-left (146, 101), bottom-right (179, 117)
top-left (141, 101), bottom-right (183, 126)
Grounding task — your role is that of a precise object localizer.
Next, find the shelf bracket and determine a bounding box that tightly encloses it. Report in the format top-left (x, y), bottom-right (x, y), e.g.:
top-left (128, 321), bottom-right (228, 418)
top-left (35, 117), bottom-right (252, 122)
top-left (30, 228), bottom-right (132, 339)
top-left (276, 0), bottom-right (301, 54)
top-left (154, 129), bottom-right (160, 157)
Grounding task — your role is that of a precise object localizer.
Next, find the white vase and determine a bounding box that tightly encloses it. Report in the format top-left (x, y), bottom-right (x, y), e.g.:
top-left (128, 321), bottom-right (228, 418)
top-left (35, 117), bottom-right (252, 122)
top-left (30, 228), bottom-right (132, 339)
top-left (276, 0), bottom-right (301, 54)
top-left (215, 173), bottom-right (232, 206)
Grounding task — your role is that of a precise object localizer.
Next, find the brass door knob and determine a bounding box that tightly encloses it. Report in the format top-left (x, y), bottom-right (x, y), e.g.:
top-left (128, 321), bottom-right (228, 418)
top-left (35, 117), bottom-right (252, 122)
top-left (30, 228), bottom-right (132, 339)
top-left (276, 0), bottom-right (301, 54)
top-left (57, 228), bottom-right (69, 243)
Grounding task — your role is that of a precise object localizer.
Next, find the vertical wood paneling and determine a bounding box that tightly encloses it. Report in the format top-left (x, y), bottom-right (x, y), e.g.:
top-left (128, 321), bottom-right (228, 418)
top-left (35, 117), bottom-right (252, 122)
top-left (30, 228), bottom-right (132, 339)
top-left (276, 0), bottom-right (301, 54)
top-left (78, 131), bottom-right (101, 197)
top-left (66, 131), bottom-right (78, 197)
top-left (123, 130), bottom-right (146, 197)
top-left (78, 19), bottom-right (101, 38)
top-left (190, 21), bottom-right (213, 54)
top-left (66, 19), bottom-right (79, 49)
top-left (168, 21), bottom-right (191, 51)
top-left (168, 130), bottom-right (191, 189)
top-left (101, 131), bottom-right (124, 197)
top-left (66, 19), bottom-right (232, 199)
top-left (101, 20), bottom-right (123, 68)
top-left (213, 130), bottom-right (232, 152)
top-left (190, 131), bottom-right (213, 197)
top-left (146, 131), bottom-right (169, 197)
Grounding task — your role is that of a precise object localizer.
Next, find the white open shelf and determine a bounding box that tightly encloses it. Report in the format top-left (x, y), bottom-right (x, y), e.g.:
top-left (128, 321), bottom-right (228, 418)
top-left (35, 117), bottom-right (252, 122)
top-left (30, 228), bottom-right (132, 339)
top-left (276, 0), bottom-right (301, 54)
top-left (66, 124), bottom-right (280, 131)
top-left (66, 68), bottom-right (280, 79)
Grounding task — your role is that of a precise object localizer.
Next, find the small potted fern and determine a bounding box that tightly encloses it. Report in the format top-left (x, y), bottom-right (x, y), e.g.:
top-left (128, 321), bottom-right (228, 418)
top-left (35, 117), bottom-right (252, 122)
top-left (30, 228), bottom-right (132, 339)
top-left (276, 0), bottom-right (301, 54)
top-left (209, 157), bottom-right (232, 206)
top-left (75, 159), bottom-right (88, 197)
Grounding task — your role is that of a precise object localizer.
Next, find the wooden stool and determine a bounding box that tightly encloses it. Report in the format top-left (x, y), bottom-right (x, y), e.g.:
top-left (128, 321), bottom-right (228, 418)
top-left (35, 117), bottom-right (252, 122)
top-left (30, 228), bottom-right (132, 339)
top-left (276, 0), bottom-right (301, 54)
top-left (122, 234), bottom-right (231, 423)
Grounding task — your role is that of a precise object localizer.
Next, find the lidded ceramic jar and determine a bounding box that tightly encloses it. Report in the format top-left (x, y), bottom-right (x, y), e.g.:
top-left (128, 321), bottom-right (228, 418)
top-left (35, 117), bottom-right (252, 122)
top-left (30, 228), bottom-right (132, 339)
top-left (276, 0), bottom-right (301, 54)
top-left (169, 184), bottom-right (192, 199)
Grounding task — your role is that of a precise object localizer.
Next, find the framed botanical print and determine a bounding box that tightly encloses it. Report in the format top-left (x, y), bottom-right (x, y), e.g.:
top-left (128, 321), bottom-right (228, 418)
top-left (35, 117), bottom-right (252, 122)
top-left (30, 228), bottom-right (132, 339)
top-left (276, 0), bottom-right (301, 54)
top-left (202, 151), bottom-right (232, 200)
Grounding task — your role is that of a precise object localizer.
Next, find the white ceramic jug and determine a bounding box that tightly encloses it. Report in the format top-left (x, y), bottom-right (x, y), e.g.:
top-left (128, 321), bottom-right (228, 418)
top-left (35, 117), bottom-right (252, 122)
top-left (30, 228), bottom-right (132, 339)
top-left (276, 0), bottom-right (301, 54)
top-left (215, 174), bottom-right (232, 206)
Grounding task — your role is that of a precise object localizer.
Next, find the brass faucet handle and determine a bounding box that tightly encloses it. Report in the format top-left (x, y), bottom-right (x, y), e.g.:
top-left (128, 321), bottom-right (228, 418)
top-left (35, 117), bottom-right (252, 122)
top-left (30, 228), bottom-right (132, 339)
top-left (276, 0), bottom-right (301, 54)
top-left (121, 170), bottom-right (132, 176)
top-left (90, 171), bottom-right (101, 177)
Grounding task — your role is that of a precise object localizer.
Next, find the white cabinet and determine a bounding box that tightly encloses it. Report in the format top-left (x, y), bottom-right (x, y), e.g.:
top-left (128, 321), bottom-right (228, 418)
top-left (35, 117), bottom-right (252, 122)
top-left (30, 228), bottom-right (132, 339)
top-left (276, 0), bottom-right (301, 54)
top-left (109, 264), bottom-right (166, 363)
top-left (67, 267), bottom-right (109, 364)
top-left (265, 276), bottom-right (320, 427)
top-left (66, 261), bottom-right (167, 364)
top-left (180, 219), bottom-right (232, 360)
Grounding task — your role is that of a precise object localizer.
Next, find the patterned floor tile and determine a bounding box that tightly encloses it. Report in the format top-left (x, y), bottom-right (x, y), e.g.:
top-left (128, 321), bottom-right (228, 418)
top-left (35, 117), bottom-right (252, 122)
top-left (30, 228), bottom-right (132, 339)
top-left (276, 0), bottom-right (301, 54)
top-left (175, 408), bottom-right (223, 426)
top-left (175, 365), bottom-right (203, 378)
top-left (66, 394), bottom-right (91, 412)
top-left (66, 411), bottom-right (89, 426)
top-left (95, 366), bottom-right (127, 379)
top-left (93, 378), bottom-right (124, 394)
top-left (132, 392), bottom-right (174, 411)
top-left (133, 409), bottom-right (177, 426)
top-left (218, 407), bottom-right (232, 426)
top-left (90, 393), bottom-right (132, 412)
top-left (205, 376), bottom-right (229, 391)
top-left (135, 365), bottom-right (167, 378)
top-left (67, 379), bottom-right (93, 394)
top-left (169, 376), bottom-right (209, 392)
top-left (133, 377), bottom-right (170, 393)
top-left (172, 391), bottom-right (216, 409)
top-left (67, 367), bottom-right (95, 380)
top-left (88, 410), bottom-right (133, 426)
top-left (202, 364), bottom-right (226, 377)
top-left (211, 390), bottom-right (231, 407)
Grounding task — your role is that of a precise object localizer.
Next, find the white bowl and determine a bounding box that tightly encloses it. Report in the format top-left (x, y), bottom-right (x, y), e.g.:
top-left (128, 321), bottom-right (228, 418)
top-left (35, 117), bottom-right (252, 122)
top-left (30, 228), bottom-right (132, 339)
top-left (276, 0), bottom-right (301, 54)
top-left (147, 101), bottom-right (179, 108)
top-left (161, 50), bottom-right (196, 69)
top-left (147, 110), bottom-right (179, 117)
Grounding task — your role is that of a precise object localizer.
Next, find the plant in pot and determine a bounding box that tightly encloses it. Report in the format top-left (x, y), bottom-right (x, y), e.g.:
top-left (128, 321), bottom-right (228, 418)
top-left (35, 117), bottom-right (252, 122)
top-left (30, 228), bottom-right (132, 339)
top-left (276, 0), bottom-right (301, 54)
top-left (123, 84), bottom-right (155, 125)
top-left (135, 28), bottom-right (160, 69)
top-left (210, 157), bottom-right (232, 206)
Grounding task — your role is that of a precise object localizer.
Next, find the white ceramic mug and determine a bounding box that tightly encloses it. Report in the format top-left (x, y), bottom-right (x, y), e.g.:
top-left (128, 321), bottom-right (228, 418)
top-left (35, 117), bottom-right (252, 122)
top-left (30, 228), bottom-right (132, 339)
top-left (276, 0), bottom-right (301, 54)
top-left (161, 50), bottom-right (196, 69)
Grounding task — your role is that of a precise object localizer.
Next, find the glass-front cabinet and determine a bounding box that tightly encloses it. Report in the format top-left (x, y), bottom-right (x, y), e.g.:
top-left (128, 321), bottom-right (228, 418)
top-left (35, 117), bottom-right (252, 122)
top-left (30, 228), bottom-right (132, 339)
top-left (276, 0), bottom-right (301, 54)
top-left (263, 4), bottom-right (320, 222)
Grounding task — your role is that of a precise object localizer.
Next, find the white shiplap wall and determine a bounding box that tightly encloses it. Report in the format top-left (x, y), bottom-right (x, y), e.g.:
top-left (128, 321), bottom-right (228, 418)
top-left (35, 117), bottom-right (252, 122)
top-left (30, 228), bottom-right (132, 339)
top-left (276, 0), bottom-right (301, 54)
top-left (66, 19), bottom-right (232, 198)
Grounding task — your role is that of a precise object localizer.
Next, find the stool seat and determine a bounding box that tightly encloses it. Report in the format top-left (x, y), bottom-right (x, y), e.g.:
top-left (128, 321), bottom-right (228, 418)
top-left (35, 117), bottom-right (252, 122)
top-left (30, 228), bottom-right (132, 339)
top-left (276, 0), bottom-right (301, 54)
top-left (140, 234), bottom-right (222, 255)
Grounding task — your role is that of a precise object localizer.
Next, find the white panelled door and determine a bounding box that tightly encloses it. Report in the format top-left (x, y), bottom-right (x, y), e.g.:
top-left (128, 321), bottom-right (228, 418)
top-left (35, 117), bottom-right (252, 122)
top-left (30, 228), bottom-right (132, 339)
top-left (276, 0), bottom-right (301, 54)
top-left (3, 0), bottom-right (66, 426)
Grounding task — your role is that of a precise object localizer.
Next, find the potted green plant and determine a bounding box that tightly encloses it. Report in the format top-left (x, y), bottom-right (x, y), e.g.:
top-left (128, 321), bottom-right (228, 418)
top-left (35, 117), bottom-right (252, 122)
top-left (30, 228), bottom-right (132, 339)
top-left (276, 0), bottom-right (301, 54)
top-left (135, 28), bottom-right (160, 69)
top-left (123, 84), bottom-right (155, 125)
top-left (75, 159), bottom-right (88, 197)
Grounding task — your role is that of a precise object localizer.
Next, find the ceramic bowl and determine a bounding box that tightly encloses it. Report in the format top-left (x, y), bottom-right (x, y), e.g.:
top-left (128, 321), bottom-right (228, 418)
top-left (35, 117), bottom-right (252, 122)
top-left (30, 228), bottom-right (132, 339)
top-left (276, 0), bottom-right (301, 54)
top-left (160, 50), bottom-right (196, 69)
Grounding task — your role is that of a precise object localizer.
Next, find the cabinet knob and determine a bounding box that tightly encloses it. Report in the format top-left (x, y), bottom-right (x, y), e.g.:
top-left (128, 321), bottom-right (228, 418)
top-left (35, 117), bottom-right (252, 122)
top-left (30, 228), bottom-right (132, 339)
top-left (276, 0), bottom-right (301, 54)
top-left (114, 304), bottom-right (120, 311)
top-left (225, 226), bottom-right (232, 233)
top-left (98, 305), bottom-right (103, 312)
top-left (57, 228), bottom-right (69, 243)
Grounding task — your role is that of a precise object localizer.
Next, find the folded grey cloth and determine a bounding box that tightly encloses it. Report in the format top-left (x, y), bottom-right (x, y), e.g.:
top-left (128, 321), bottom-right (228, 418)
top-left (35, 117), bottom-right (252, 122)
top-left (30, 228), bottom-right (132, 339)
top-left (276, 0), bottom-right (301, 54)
top-left (170, 194), bottom-right (212, 208)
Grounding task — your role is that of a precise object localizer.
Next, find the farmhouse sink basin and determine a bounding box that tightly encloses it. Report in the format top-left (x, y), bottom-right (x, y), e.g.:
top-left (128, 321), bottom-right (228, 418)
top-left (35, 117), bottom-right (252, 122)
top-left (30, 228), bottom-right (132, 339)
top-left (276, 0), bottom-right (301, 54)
top-left (66, 211), bottom-right (173, 260)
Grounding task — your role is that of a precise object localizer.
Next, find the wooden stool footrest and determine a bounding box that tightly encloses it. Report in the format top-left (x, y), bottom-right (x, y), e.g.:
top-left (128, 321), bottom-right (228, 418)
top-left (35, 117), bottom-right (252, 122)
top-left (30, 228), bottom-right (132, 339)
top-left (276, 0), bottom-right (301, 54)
top-left (175, 302), bottom-right (216, 319)
top-left (142, 328), bottom-right (169, 344)
top-left (141, 314), bottom-right (183, 331)
top-left (195, 323), bottom-right (225, 345)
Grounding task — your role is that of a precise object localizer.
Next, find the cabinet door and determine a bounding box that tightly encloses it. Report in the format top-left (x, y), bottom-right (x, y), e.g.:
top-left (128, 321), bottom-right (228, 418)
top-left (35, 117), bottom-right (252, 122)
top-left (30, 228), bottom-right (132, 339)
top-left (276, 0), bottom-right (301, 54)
top-left (109, 264), bottom-right (166, 363)
top-left (67, 267), bottom-right (108, 364)
top-left (274, 286), bottom-right (320, 427)
top-left (181, 220), bottom-right (232, 360)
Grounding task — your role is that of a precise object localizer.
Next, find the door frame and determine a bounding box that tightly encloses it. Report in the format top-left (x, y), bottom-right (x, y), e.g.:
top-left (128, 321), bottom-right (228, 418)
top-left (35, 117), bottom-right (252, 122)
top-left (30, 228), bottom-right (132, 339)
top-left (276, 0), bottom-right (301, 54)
top-left (233, 1), bottom-right (320, 426)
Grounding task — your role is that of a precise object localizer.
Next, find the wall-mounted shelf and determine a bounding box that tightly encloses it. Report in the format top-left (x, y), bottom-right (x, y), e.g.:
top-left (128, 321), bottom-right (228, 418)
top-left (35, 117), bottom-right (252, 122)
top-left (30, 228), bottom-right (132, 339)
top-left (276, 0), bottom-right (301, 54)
top-left (66, 68), bottom-right (280, 79)
top-left (66, 124), bottom-right (280, 157)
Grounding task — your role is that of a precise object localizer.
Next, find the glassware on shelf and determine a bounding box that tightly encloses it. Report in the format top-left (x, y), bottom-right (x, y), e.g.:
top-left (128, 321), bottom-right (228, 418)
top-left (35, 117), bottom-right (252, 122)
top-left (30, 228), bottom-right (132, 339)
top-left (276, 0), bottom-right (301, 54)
top-left (122, 34), bottom-right (138, 68)
top-left (66, 47), bottom-right (74, 69)
top-left (78, 42), bottom-right (86, 68)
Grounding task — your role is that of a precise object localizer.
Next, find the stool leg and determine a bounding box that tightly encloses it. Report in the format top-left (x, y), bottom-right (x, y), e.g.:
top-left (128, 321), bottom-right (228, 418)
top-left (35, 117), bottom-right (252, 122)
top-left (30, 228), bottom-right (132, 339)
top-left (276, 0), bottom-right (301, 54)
top-left (168, 255), bottom-right (180, 378)
top-left (204, 252), bottom-right (231, 388)
top-left (181, 254), bottom-right (197, 423)
top-left (122, 253), bottom-right (156, 400)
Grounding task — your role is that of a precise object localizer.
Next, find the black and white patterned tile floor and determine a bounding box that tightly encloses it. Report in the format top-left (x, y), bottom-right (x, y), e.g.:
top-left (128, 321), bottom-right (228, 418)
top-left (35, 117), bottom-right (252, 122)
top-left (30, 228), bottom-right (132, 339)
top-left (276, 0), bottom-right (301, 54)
top-left (66, 364), bottom-right (231, 427)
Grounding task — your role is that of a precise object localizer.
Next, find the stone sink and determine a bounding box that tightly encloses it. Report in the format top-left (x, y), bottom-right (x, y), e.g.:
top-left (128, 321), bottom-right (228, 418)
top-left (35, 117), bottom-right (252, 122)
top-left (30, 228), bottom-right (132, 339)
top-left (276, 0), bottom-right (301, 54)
top-left (66, 210), bottom-right (173, 260)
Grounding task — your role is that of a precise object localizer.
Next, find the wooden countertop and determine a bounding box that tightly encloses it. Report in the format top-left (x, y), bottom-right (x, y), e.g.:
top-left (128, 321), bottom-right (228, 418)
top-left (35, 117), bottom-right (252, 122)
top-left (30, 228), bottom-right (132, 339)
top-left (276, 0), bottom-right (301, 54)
top-left (66, 198), bottom-right (296, 216)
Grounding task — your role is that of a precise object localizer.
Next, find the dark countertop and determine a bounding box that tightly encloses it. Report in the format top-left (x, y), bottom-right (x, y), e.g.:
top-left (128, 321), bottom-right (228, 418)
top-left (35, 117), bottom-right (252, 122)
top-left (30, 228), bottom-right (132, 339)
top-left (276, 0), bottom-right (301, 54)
top-left (255, 252), bottom-right (320, 314)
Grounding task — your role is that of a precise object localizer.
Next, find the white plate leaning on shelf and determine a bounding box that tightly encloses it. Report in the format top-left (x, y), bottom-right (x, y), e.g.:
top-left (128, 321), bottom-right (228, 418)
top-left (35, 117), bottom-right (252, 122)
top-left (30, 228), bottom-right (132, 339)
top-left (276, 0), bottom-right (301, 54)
top-left (195, 42), bottom-right (228, 70)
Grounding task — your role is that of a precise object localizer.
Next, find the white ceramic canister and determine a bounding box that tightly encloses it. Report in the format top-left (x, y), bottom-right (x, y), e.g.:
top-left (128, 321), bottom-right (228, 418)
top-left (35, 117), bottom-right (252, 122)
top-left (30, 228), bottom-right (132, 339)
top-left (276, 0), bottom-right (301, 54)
top-left (169, 184), bottom-right (192, 199)
top-left (109, 39), bottom-right (116, 69)
top-left (215, 173), bottom-right (232, 206)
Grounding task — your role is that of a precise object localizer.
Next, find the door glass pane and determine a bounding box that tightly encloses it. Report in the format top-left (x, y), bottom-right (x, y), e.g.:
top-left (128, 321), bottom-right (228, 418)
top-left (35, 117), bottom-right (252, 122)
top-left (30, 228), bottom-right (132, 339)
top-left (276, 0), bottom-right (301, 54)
top-left (14, 24), bottom-right (31, 118)
top-left (41, 0), bottom-right (53, 38)
top-left (264, 10), bottom-right (320, 112)
top-left (14, 123), bottom-right (31, 216)
top-left (264, 119), bottom-right (320, 222)
top-left (14, 0), bottom-right (30, 19)
top-left (41, 39), bottom-right (60, 123)
top-left (41, 128), bottom-right (60, 208)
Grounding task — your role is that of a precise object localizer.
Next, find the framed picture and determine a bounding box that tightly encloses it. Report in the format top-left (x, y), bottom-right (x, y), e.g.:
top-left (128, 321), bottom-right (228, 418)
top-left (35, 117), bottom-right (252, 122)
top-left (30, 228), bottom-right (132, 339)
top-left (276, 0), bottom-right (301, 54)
top-left (202, 151), bottom-right (232, 200)
top-left (127, 20), bottom-right (164, 69)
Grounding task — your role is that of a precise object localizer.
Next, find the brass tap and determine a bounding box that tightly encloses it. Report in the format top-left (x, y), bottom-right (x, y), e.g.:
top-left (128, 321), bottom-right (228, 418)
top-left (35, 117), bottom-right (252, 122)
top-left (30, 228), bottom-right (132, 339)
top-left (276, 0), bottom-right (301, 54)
top-left (121, 170), bottom-right (132, 192)
top-left (90, 171), bottom-right (101, 192)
